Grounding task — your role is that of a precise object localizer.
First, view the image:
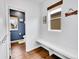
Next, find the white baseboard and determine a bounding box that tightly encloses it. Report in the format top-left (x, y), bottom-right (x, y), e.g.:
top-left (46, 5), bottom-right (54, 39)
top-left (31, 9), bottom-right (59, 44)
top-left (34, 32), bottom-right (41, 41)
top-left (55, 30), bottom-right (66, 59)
top-left (26, 45), bottom-right (40, 52)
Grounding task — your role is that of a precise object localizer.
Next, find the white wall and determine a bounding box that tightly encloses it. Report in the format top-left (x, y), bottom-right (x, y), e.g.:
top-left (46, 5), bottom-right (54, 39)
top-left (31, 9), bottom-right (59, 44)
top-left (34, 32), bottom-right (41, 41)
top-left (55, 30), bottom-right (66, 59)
top-left (40, 0), bottom-right (78, 58)
top-left (8, 0), bottom-right (40, 52)
top-left (0, 0), bottom-right (6, 39)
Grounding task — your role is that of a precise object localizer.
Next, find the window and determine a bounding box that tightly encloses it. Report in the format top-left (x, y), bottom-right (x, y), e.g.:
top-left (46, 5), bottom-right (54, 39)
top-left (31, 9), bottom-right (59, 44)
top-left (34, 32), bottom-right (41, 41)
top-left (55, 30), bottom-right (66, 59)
top-left (48, 8), bottom-right (61, 31)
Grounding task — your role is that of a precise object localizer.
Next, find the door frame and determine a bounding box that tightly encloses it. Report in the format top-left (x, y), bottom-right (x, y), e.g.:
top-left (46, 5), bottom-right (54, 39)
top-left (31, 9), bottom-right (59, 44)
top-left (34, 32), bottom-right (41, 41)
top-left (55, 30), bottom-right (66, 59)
top-left (8, 6), bottom-right (26, 57)
top-left (8, 6), bottom-right (26, 43)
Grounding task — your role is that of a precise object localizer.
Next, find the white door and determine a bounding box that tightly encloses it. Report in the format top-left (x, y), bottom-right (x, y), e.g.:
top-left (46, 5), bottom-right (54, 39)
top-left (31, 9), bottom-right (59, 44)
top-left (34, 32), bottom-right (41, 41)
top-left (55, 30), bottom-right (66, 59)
top-left (0, 0), bottom-right (8, 59)
top-left (0, 39), bottom-right (7, 59)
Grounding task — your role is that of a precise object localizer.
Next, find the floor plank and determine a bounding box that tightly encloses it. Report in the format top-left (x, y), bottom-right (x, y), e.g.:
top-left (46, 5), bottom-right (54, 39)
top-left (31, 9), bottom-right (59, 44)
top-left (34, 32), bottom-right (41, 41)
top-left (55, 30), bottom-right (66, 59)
top-left (11, 43), bottom-right (61, 59)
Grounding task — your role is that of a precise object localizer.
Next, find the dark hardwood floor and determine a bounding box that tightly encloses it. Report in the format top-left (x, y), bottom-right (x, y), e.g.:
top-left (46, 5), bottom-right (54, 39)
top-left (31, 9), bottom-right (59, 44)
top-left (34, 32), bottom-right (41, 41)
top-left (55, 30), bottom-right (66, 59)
top-left (11, 43), bottom-right (61, 59)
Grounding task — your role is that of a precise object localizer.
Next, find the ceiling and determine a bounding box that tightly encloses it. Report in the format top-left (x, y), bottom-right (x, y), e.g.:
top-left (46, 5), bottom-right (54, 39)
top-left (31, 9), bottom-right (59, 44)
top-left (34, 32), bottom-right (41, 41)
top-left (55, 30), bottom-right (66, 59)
top-left (34, 0), bottom-right (46, 3)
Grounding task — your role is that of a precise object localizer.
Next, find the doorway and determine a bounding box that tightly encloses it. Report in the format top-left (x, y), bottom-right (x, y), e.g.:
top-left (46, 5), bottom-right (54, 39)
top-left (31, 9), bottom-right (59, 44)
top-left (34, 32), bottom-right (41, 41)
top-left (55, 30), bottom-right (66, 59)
top-left (9, 9), bottom-right (25, 41)
top-left (9, 8), bottom-right (26, 59)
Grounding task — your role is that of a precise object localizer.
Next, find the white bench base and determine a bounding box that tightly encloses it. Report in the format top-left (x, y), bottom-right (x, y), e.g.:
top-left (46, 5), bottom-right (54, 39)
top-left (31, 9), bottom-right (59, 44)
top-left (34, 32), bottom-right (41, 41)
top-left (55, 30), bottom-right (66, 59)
top-left (36, 39), bottom-right (77, 59)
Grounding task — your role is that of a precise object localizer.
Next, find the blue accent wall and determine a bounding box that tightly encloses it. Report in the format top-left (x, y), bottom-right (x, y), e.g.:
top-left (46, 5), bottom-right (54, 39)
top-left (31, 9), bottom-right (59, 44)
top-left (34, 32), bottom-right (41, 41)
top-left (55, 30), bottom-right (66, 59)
top-left (10, 9), bottom-right (25, 41)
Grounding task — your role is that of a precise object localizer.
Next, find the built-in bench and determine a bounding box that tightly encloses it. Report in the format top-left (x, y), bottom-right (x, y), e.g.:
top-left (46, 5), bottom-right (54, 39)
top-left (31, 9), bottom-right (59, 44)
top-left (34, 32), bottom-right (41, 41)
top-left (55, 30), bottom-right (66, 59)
top-left (36, 39), bottom-right (77, 59)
